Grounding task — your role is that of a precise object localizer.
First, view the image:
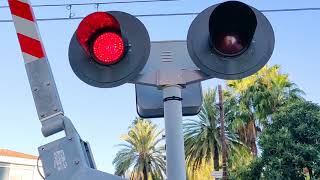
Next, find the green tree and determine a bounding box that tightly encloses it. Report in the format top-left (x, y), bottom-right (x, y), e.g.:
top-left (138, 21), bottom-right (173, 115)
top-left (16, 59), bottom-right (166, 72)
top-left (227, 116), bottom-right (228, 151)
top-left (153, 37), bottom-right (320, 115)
top-left (186, 160), bottom-right (213, 180)
top-left (184, 88), bottom-right (243, 176)
top-left (226, 65), bottom-right (303, 156)
top-left (244, 100), bottom-right (320, 179)
top-left (113, 119), bottom-right (166, 180)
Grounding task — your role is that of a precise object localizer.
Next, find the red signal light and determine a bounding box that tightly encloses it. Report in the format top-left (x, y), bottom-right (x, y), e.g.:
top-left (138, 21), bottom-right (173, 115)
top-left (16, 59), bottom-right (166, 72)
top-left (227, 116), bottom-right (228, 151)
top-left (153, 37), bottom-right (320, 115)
top-left (69, 11), bottom-right (151, 88)
top-left (92, 32), bottom-right (125, 65)
top-left (76, 12), bottom-right (121, 54)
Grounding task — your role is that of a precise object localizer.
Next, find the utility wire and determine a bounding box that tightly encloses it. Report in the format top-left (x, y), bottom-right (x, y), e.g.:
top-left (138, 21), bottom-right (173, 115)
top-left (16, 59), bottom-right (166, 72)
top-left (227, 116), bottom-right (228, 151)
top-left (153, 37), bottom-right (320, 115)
top-left (0, 13), bottom-right (197, 23)
top-left (262, 7), bottom-right (320, 13)
top-left (0, 0), bottom-right (180, 8)
top-left (0, 7), bottom-right (320, 23)
top-left (0, 13), bottom-right (199, 23)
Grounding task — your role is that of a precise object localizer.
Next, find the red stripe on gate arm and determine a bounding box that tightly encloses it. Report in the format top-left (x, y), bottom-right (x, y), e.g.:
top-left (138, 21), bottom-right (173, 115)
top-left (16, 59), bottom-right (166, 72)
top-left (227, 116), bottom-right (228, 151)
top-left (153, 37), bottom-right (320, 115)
top-left (8, 0), bottom-right (35, 22)
top-left (17, 33), bottom-right (45, 59)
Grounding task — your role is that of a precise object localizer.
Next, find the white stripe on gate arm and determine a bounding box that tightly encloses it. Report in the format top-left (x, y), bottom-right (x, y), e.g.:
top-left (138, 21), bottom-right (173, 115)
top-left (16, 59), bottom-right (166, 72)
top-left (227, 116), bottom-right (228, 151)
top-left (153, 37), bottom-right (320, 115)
top-left (12, 15), bottom-right (41, 41)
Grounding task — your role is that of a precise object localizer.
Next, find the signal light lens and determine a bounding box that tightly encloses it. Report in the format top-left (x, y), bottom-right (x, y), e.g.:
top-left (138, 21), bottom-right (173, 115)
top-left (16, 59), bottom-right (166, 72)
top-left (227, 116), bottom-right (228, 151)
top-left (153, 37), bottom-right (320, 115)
top-left (76, 12), bottom-right (121, 54)
top-left (92, 32), bottom-right (125, 65)
top-left (209, 1), bottom-right (257, 57)
top-left (215, 33), bottom-right (245, 56)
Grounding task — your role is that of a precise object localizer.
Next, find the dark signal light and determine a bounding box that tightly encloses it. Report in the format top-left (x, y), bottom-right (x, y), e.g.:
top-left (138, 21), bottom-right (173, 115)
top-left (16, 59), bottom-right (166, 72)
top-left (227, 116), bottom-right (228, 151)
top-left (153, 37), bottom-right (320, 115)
top-left (209, 1), bottom-right (257, 57)
top-left (187, 1), bottom-right (275, 80)
top-left (214, 34), bottom-right (245, 56)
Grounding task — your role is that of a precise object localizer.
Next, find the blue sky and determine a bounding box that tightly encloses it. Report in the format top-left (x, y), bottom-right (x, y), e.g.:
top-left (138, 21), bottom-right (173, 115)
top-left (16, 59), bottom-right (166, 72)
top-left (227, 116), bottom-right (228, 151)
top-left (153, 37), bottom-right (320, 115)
top-left (0, 0), bottom-right (320, 173)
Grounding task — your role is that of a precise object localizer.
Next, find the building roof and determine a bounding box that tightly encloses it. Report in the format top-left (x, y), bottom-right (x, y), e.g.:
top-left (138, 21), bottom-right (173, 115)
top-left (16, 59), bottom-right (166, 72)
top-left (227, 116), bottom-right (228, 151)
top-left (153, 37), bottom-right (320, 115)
top-left (0, 149), bottom-right (38, 160)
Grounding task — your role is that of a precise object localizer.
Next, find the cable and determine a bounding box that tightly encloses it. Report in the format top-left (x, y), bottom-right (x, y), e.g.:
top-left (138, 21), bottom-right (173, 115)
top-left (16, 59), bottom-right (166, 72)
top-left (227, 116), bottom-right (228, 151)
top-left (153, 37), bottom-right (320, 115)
top-left (0, 0), bottom-right (180, 8)
top-left (0, 13), bottom-right (199, 23)
top-left (262, 7), bottom-right (320, 13)
top-left (0, 7), bottom-right (319, 23)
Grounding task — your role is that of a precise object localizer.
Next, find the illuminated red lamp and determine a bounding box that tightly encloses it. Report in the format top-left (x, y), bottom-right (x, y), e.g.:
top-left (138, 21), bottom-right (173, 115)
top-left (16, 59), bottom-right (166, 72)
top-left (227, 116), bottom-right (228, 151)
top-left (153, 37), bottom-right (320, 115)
top-left (76, 12), bottom-right (125, 65)
top-left (92, 32), bottom-right (125, 65)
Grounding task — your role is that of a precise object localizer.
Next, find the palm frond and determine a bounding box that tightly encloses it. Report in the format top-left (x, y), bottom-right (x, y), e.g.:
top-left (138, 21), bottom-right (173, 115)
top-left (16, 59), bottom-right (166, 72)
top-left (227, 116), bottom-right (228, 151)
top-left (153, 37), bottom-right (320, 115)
top-left (113, 118), bottom-right (165, 179)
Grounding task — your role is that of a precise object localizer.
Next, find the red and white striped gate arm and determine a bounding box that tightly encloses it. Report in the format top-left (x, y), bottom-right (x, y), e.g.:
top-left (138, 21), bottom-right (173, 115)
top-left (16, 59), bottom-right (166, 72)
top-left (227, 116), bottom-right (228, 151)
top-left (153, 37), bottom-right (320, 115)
top-left (8, 0), bottom-right (65, 137)
top-left (8, 0), bottom-right (46, 63)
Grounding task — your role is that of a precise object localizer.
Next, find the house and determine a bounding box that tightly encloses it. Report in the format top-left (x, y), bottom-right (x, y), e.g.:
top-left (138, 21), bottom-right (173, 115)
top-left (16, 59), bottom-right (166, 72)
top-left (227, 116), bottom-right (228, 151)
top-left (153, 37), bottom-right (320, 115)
top-left (0, 149), bottom-right (43, 180)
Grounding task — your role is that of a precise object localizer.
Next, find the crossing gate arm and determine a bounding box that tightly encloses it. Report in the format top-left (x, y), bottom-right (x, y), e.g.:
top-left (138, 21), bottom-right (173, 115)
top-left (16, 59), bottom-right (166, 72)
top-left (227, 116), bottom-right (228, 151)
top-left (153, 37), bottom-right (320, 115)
top-left (8, 2), bottom-right (126, 180)
top-left (8, 0), bottom-right (64, 136)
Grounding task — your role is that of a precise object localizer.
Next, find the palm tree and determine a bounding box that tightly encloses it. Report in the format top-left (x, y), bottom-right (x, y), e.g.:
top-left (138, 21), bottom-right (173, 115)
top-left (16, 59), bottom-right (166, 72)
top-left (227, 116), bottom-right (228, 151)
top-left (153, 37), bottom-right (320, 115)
top-left (184, 89), bottom-right (243, 174)
top-left (226, 65), bottom-right (304, 156)
top-left (186, 160), bottom-right (213, 180)
top-left (113, 118), bottom-right (166, 180)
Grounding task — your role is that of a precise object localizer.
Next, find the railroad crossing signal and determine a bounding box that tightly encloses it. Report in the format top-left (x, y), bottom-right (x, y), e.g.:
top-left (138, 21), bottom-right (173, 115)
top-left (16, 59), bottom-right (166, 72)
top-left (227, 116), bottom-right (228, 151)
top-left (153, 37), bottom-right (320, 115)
top-left (9, 0), bottom-right (276, 180)
top-left (68, 0), bottom-right (275, 87)
top-left (67, 3), bottom-right (275, 179)
top-left (69, 11), bottom-right (150, 88)
top-left (187, 1), bottom-right (275, 80)
top-left (68, 1), bottom-right (274, 118)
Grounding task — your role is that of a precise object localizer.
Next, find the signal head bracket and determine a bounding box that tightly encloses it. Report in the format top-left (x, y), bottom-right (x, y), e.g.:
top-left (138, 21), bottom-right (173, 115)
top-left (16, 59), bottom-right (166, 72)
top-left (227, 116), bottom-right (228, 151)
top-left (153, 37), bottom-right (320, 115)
top-left (131, 41), bottom-right (210, 87)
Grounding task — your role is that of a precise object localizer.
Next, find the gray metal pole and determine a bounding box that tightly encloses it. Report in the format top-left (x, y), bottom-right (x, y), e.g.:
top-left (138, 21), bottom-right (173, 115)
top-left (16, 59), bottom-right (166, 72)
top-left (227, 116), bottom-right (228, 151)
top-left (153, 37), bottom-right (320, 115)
top-left (163, 85), bottom-right (186, 180)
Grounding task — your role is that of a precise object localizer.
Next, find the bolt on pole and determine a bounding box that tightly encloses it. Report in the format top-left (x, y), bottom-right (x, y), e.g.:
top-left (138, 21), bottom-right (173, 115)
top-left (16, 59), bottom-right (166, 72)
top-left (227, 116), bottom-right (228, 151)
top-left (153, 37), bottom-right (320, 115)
top-left (163, 85), bottom-right (186, 180)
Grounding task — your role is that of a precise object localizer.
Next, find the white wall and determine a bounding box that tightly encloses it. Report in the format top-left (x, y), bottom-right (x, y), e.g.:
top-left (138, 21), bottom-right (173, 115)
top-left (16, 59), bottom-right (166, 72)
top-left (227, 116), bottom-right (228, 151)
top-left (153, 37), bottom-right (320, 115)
top-left (0, 157), bottom-right (43, 180)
